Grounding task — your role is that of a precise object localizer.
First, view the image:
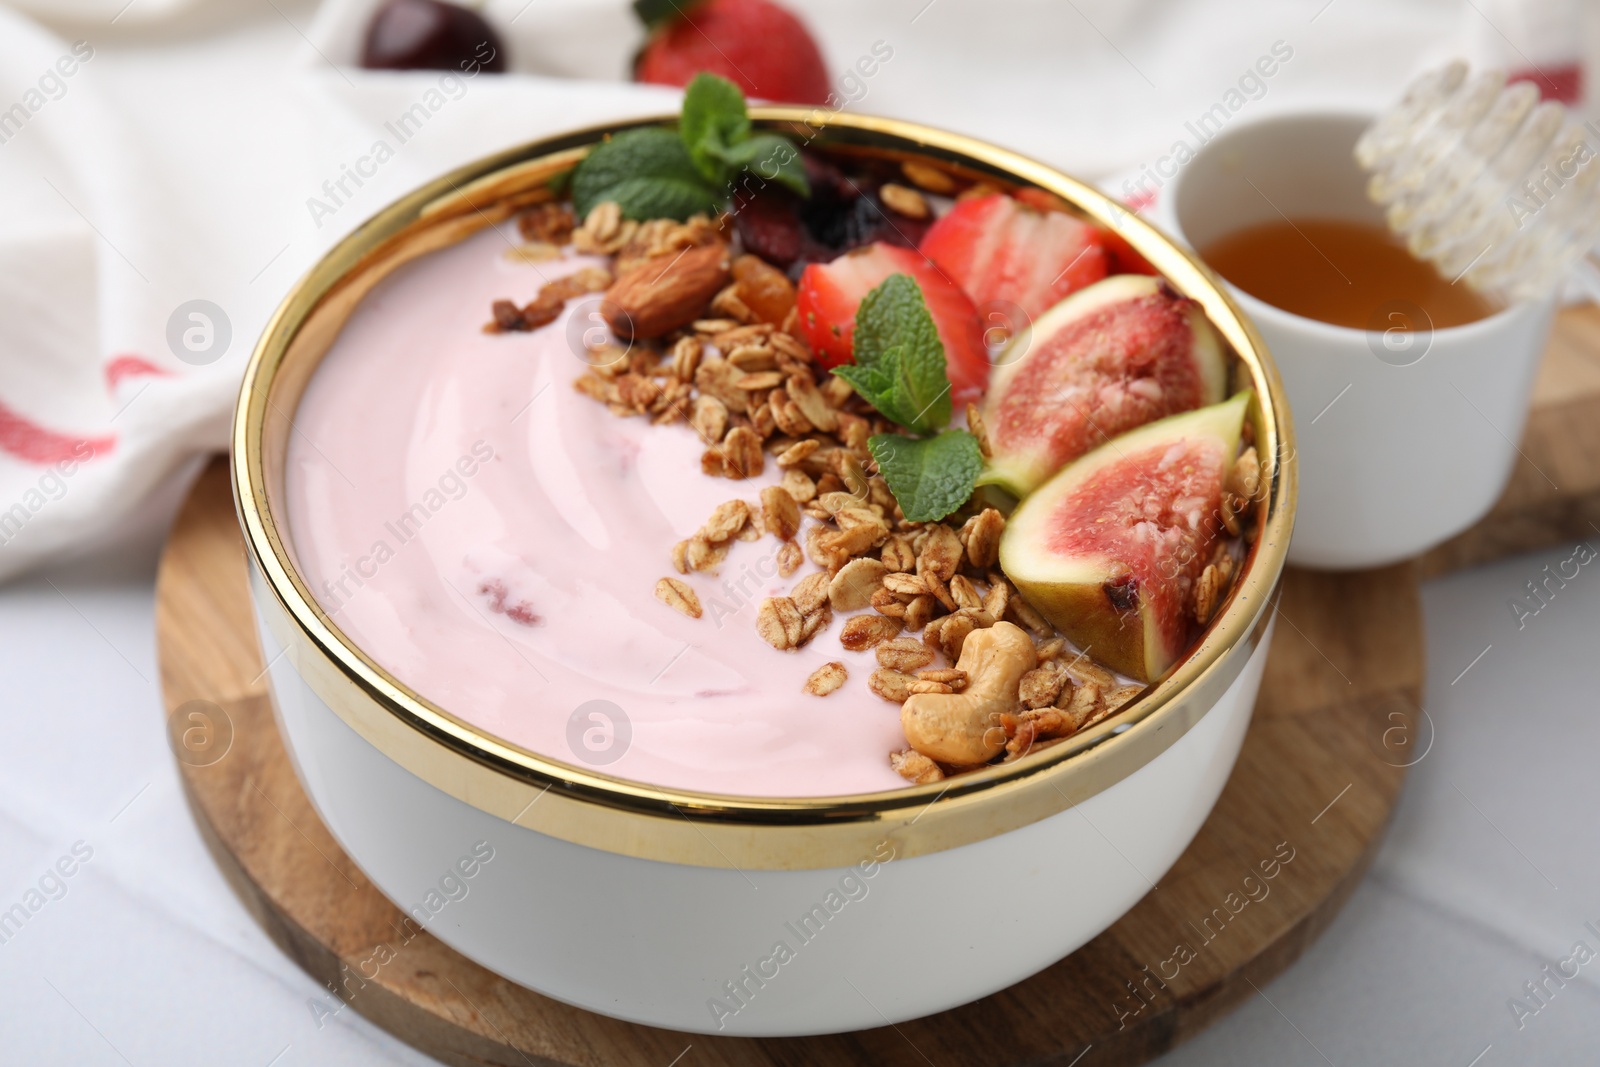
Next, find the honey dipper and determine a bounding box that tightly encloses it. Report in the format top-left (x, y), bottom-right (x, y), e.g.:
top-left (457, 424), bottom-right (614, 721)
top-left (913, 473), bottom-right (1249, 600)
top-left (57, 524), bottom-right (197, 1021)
top-left (1356, 60), bottom-right (1600, 303)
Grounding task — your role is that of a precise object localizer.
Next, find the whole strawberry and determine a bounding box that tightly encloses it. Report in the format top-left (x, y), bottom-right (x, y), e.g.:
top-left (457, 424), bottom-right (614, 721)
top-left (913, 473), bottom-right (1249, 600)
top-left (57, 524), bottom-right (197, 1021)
top-left (633, 0), bottom-right (830, 105)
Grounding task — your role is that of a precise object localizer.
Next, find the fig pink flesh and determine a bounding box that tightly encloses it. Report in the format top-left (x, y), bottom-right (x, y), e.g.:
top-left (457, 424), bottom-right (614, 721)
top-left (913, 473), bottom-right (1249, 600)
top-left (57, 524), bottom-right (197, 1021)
top-left (1040, 433), bottom-right (1228, 672)
top-left (987, 290), bottom-right (1207, 492)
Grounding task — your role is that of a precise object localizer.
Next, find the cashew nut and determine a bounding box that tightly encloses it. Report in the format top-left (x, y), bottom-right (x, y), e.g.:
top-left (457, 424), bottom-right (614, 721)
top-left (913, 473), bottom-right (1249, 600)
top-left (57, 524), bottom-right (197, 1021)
top-left (900, 621), bottom-right (1035, 765)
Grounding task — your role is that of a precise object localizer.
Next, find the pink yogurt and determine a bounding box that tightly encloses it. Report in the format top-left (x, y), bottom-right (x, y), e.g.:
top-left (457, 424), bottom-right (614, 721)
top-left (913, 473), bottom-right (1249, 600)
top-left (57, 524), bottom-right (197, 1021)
top-left (285, 223), bottom-right (911, 796)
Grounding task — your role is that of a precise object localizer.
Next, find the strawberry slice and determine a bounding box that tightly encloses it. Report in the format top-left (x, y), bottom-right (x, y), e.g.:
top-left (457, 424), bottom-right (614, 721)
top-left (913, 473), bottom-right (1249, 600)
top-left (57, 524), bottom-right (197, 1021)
top-left (919, 193), bottom-right (1109, 322)
top-left (796, 243), bottom-right (989, 402)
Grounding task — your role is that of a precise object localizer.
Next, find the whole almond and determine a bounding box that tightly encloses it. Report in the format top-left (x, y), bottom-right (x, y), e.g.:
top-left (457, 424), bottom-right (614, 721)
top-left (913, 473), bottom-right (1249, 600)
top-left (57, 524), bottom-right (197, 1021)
top-left (603, 242), bottom-right (732, 339)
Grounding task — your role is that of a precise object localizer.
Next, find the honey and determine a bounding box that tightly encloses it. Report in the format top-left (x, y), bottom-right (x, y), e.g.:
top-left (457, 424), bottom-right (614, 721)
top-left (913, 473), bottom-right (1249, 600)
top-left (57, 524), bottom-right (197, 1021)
top-left (1200, 217), bottom-right (1498, 330)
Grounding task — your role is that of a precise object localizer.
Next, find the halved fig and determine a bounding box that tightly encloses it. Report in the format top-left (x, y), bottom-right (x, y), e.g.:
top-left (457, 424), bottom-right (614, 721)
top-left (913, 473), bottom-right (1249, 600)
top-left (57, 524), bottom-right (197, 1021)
top-left (998, 392), bottom-right (1252, 683)
top-left (978, 275), bottom-right (1227, 498)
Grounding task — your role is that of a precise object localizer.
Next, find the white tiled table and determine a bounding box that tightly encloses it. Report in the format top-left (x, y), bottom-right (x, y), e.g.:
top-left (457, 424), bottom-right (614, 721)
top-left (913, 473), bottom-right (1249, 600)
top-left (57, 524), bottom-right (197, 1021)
top-left (1, 516), bottom-right (1595, 1065)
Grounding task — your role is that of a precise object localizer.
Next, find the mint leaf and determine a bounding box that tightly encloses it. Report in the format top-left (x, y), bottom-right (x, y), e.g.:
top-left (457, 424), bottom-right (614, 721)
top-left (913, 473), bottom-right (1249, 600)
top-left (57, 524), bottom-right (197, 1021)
top-left (681, 77), bottom-right (809, 198)
top-left (868, 431), bottom-right (984, 522)
top-left (836, 273), bottom-right (951, 434)
top-left (834, 276), bottom-right (974, 519)
top-left (586, 175), bottom-right (723, 223)
top-left (680, 73), bottom-right (751, 183)
top-left (715, 133), bottom-right (809, 198)
top-left (571, 127), bottom-right (720, 222)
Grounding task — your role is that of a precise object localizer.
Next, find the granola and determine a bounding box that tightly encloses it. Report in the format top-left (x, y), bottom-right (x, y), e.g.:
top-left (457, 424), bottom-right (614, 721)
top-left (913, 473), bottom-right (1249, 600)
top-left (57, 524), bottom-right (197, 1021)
top-left (654, 577), bottom-right (702, 619)
top-left (803, 662), bottom-right (848, 697)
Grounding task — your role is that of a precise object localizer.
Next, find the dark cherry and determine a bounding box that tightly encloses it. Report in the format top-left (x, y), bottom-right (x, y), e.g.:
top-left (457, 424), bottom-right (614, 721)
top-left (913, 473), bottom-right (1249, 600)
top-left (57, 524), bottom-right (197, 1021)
top-left (795, 168), bottom-right (858, 252)
top-left (733, 188), bottom-right (807, 269)
top-left (360, 0), bottom-right (507, 73)
top-left (801, 152), bottom-right (856, 201)
top-left (855, 190), bottom-right (931, 247)
top-left (799, 190), bottom-right (927, 256)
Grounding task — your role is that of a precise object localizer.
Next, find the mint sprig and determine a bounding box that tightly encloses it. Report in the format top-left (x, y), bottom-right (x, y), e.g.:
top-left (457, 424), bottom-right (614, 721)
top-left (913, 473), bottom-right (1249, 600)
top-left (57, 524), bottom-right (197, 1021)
top-left (679, 76), bottom-right (809, 197)
top-left (572, 73), bottom-right (807, 222)
top-left (833, 274), bottom-right (952, 434)
top-left (832, 274), bottom-right (982, 522)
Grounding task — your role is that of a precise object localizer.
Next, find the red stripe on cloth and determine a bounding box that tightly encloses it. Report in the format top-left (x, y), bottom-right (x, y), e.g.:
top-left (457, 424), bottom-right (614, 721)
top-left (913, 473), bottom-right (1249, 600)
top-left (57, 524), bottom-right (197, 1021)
top-left (1509, 63), bottom-right (1584, 104)
top-left (1120, 188), bottom-right (1157, 214)
top-left (0, 400), bottom-right (114, 465)
top-left (105, 354), bottom-right (171, 390)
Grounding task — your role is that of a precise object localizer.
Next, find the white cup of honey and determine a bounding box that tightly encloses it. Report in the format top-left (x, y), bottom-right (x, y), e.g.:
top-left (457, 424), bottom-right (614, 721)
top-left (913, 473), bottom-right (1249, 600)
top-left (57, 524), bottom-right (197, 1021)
top-left (1154, 109), bottom-right (1558, 570)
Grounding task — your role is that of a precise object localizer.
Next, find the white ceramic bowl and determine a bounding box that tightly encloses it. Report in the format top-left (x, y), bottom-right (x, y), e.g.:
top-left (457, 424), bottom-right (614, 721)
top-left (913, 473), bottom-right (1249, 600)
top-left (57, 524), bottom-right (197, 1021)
top-left (234, 110), bottom-right (1297, 1036)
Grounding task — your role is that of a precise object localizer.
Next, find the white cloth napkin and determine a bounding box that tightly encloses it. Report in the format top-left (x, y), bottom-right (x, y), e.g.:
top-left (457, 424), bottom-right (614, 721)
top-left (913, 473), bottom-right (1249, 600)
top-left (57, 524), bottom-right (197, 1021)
top-left (0, 0), bottom-right (1583, 582)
